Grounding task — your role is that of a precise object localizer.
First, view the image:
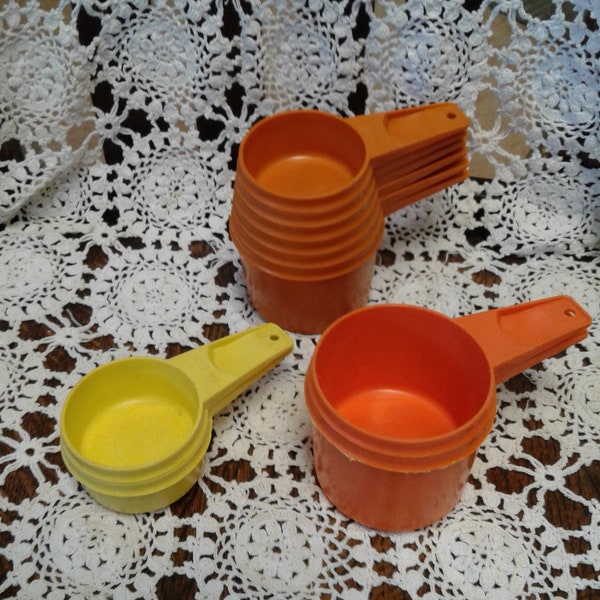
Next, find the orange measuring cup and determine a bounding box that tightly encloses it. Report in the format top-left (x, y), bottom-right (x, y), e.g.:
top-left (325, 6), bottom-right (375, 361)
top-left (230, 103), bottom-right (469, 334)
top-left (304, 296), bottom-right (591, 530)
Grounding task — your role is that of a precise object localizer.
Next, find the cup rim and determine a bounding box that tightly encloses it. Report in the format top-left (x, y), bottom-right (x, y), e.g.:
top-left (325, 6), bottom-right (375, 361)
top-left (60, 357), bottom-right (209, 494)
top-left (238, 109), bottom-right (371, 201)
top-left (304, 304), bottom-right (497, 471)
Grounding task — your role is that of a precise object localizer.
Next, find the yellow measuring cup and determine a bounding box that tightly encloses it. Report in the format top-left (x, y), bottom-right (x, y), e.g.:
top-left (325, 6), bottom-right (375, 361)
top-left (60, 323), bottom-right (293, 513)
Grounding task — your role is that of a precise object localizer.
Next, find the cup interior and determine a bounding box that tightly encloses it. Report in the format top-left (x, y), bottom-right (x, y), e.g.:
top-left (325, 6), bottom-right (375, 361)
top-left (240, 111), bottom-right (367, 198)
top-left (313, 305), bottom-right (491, 439)
top-left (62, 358), bottom-right (200, 468)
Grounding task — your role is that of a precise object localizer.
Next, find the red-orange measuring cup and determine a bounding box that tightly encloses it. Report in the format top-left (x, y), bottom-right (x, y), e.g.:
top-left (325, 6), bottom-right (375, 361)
top-left (230, 103), bottom-right (469, 333)
top-left (305, 296), bottom-right (591, 530)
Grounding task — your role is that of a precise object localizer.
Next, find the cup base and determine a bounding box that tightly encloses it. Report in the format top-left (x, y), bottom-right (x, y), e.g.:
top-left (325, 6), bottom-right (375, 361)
top-left (241, 256), bottom-right (376, 334)
top-left (312, 425), bottom-right (474, 531)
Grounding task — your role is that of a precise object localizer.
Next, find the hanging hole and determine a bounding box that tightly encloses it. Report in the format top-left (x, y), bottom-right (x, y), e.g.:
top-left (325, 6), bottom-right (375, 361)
top-left (447, 112), bottom-right (457, 119)
top-left (564, 309), bottom-right (576, 317)
top-left (270, 334), bottom-right (280, 341)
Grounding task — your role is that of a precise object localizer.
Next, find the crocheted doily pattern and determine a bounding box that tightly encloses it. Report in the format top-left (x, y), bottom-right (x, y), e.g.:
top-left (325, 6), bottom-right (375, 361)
top-left (1, 1), bottom-right (598, 598)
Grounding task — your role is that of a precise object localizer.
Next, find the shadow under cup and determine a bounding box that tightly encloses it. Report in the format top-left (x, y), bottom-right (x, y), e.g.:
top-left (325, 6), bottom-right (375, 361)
top-left (229, 111), bottom-right (385, 334)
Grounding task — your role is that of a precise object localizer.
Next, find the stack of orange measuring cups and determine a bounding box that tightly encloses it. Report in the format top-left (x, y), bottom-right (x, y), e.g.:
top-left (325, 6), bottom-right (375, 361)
top-left (230, 103), bottom-right (469, 334)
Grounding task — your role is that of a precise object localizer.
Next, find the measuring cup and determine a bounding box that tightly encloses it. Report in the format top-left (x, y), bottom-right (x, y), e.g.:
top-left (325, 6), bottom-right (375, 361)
top-left (230, 103), bottom-right (469, 334)
top-left (60, 323), bottom-right (292, 513)
top-left (304, 296), bottom-right (591, 530)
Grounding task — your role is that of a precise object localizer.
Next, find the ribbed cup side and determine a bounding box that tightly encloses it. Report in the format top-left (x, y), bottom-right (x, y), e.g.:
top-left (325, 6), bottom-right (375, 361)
top-left (232, 167), bottom-right (376, 230)
top-left (230, 163), bottom-right (385, 279)
top-left (230, 207), bottom-right (383, 279)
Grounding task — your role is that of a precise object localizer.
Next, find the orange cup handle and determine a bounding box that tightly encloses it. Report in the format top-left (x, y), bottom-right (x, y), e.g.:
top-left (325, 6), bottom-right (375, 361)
top-left (378, 164), bottom-right (468, 217)
top-left (346, 103), bottom-right (470, 215)
top-left (347, 103), bottom-right (469, 160)
top-left (454, 296), bottom-right (592, 384)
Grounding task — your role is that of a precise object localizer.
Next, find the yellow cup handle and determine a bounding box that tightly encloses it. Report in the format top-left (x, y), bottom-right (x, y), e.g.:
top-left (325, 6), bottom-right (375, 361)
top-left (167, 323), bottom-right (293, 416)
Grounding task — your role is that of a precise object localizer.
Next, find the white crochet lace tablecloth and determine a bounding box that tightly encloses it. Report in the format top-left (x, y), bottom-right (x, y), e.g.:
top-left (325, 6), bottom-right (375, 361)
top-left (1, 1), bottom-right (599, 598)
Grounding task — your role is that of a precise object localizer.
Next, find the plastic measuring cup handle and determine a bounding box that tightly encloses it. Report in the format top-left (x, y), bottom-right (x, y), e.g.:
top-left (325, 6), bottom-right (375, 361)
top-left (167, 323), bottom-right (293, 416)
top-left (454, 295), bottom-right (592, 384)
top-left (346, 103), bottom-right (470, 216)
